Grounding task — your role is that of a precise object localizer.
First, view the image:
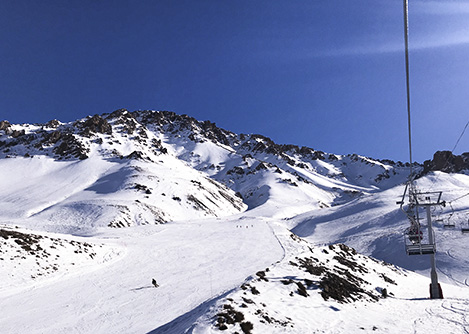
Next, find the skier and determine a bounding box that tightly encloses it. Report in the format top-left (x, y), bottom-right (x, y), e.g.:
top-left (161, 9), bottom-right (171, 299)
top-left (152, 278), bottom-right (159, 288)
top-left (408, 224), bottom-right (423, 244)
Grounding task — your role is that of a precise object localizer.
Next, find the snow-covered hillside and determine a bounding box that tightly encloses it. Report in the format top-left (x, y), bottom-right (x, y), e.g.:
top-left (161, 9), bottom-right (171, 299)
top-left (0, 112), bottom-right (246, 233)
top-left (1, 110), bottom-right (469, 333)
top-left (0, 110), bottom-right (411, 228)
top-left (186, 227), bottom-right (469, 334)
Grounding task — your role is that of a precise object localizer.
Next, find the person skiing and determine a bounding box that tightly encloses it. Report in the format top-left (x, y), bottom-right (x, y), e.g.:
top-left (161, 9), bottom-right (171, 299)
top-left (152, 278), bottom-right (159, 288)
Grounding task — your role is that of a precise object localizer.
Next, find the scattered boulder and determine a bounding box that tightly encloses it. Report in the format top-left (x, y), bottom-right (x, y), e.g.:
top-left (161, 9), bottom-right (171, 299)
top-left (151, 138), bottom-right (168, 154)
top-left (134, 184), bottom-right (152, 194)
top-left (296, 281), bottom-right (308, 297)
top-left (215, 304), bottom-right (245, 330)
top-left (256, 271), bottom-right (269, 281)
top-left (126, 150), bottom-right (146, 160)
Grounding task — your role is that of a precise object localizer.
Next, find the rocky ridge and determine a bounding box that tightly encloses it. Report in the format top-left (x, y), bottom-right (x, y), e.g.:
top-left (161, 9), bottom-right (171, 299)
top-left (423, 150), bottom-right (469, 174)
top-left (1, 109), bottom-right (464, 229)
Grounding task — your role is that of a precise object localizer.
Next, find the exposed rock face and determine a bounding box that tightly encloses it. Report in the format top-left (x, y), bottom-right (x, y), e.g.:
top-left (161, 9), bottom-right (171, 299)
top-left (423, 151), bottom-right (469, 173)
top-left (53, 133), bottom-right (89, 160)
top-left (0, 121), bottom-right (25, 138)
top-left (10, 129), bottom-right (25, 138)
top-left (0, 120), bottom-right (11, 131)
top-left (45, 119), bottom-right (60, 128)
top-left (107, 109), bottom-right (137, 134)
top-left (44, 130), bottom-right (62, 144)
top-left (80, 115), bottom-right (112, 136)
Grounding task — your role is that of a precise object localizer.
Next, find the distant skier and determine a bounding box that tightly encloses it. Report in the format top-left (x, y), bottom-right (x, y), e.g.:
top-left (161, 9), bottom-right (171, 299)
top-left (381, 288), bottom-right (388, 298)
top-left (152, 278), bottom-right (159, 288)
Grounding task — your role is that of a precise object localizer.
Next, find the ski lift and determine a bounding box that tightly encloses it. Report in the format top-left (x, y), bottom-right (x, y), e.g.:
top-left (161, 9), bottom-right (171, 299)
top-left (443, 218), bottom-right (455, 229)
top-left (400, 189), bottom-right (437, 256)
top-left (404, 224), bottom-right (436, 255)
top-left (461, 219), bottom-right (469, 234)
top-left (399, 0), bottom-right (444, 299)
top-left (443, 202), bottom-right (455, 228)
top-left (434, 214), bottom-right (444, 224)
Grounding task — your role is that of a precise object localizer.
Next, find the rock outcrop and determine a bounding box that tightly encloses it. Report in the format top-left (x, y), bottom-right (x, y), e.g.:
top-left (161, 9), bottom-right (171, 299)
top-left (423, 151), bottom-right (469, 174)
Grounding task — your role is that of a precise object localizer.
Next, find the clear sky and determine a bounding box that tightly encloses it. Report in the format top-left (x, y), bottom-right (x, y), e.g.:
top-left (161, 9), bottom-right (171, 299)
top-left (1, 0), bottom-right (468, 163)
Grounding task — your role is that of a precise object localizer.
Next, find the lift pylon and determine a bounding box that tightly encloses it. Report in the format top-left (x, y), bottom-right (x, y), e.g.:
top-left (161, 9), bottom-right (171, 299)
top-left (399, 186), bottom-right (444, 299)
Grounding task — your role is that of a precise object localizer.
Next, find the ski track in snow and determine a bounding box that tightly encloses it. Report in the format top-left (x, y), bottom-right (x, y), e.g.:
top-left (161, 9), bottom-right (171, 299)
top-left (422, 299), bottom-right (469, 334)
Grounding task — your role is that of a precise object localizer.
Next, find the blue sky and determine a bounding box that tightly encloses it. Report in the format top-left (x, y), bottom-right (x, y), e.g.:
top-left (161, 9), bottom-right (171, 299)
top-left (1, 0), bottom-right (468, 163)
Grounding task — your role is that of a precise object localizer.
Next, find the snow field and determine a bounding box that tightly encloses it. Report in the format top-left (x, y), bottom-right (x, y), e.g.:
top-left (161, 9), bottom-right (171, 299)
top-left (0, 225), bottom-right (122, 295)
top-left (0, 218), bottom-right (284, 333)
top-left (188, 223), bottom-right (469, 334)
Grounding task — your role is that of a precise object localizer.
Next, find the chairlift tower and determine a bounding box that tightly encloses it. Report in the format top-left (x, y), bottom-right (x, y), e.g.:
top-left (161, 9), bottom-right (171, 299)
top-left (399, 186), bottom-right (445, 299)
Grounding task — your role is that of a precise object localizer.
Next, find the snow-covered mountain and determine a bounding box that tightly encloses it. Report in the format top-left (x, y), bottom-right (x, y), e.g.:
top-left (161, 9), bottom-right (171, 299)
top-left (0, 109), bottom-right (411, 228)
top-left (1, 110), bottom-right (469, 333)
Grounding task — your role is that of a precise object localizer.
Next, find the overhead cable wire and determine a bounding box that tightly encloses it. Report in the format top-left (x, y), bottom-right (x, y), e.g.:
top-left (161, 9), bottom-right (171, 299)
top-left (451, 120), bottom-right (469, 153)
top-left (403, 0), bottom-right (414, 181)
top-left (402, 0), bottom-right (467, 193)
top-left (428, 118), bottom-right (469, 192)
top-left (448, 191), bottom-right (469, 205)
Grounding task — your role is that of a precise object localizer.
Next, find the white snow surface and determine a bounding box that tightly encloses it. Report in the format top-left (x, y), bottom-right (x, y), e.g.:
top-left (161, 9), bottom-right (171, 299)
top-left (1, 113), bottom-right (469, 333)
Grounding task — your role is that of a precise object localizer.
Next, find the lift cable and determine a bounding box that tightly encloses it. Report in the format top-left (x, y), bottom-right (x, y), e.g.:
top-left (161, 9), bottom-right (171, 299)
top-left (447, 192), bottom-right (469, 205)
top-left (403, 0), bottom-right (414, 182)
top-left (402, 0), bottom-right (468, 192)
top-left (428, 118), bottom-right (469, 193)
top-left (451, 120), bottom-right (469, 153)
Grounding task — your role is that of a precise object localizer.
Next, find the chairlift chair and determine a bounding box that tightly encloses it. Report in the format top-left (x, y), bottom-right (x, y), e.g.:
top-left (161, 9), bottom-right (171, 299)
top-left (462, 220), bottom-right (469, 234)
top-left (434, 208), bottom-right (443, 223)
top-left (443, 218), bottom-right (455, 229)
top-left (443, 203), bottom-right (455, 229)
top-left (404, 225), bottom-right (436, 255)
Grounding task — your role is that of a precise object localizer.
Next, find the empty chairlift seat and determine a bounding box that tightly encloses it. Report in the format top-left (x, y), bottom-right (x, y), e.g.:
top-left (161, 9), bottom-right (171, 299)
top-left (406, 242), bottom-right (436, 255)
top-left (462, 220), bottom-right (469, 233)
top-left (443, 219), bottom-right (455, 228)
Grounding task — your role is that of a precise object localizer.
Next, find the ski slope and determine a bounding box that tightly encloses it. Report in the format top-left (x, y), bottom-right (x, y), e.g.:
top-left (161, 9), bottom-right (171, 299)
top-left (1, 112), bottom-right (469, 333)
top-left (0, 217), bottom-right (283, 333)
top-left (3, 213), bottom-right (469, 333)
top-left (187, 225), bottom-right (469, 334)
